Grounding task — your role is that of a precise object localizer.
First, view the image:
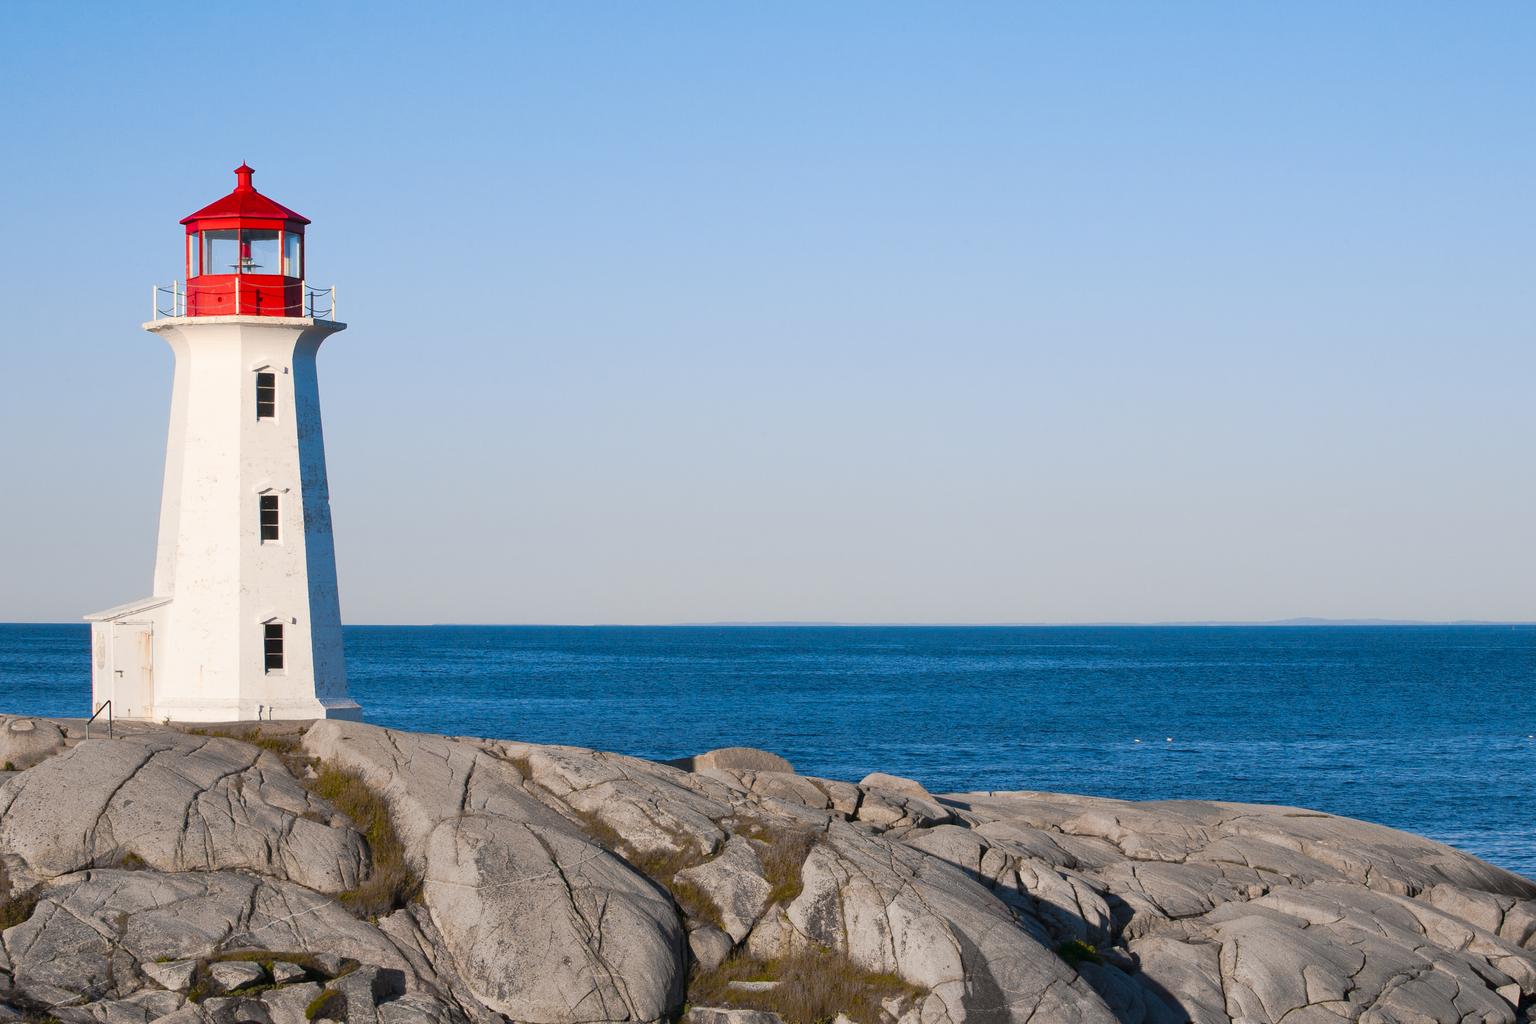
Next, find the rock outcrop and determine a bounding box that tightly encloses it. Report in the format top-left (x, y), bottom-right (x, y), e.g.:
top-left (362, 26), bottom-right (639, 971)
top-left (0, 718), bottom-right (64, 772)
top-left (0, 717), bottom-right (1530, 1024)
top-left (0, 731), bottom-right (368, 893)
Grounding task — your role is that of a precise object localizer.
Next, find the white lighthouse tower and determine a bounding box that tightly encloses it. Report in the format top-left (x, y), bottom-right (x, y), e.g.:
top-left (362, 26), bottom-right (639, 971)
top-left (87, 165), bottom-right (362, 722)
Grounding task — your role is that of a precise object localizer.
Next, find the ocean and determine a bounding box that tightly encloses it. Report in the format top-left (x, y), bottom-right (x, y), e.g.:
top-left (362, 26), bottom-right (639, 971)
top-left (3, 623), bottom-right (1532, 879)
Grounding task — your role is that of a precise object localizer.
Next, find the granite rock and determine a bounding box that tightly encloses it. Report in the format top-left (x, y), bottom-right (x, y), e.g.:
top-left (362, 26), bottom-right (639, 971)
top-left (0, 732), bottom-right (367, 892)
top-left (303, 720), bottom-right (687, 1024)
top-left (693, 748), bottom-right (796, 774)
top-left (206, 960), bottom-right (265, 993)
top-left (3, 717), bottom-right (1533, 1024)
top-left (0, 869), bottom-right (430, 1008)
top-left (674, 835), bottom-right (774, 943)
top-left (0, 718), bottom-right (65, 771)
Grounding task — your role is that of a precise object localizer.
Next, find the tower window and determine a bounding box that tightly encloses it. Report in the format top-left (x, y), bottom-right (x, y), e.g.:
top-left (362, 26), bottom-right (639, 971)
top-left (259, 494), bottom-right (280, 542)
top-left (256, 372), bottom-right (276, 419)
top-left (264, 623), bottom-right (285, 672)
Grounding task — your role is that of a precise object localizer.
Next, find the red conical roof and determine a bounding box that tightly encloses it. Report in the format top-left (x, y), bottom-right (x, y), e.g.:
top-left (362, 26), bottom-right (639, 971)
top-left (180, 163), bottom-right (310, 225)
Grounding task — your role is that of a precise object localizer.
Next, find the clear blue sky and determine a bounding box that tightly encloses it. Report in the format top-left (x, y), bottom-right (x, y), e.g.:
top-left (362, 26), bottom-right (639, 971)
top-left (2, 2), bottom-right (1532, 624)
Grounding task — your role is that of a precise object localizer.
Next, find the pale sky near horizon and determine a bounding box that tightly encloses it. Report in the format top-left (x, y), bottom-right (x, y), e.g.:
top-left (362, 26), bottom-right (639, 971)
top-left (1, 2), bottom-right (1532, 625)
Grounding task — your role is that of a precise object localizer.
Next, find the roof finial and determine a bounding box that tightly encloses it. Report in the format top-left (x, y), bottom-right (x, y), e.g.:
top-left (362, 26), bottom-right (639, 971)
top-left (234, 163), bottom-right (256, 192)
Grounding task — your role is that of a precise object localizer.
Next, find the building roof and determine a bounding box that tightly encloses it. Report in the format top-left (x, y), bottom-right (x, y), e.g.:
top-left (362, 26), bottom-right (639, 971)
top-left (180, 164), bottom-right (310, 226)
top-left (84, 595), bottom-right (173, 622)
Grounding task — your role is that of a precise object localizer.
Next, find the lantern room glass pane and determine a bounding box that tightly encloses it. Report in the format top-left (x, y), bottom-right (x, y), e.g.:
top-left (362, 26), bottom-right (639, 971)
top-left (187, 234), bottom-right (199, 278)
top-left (283, 231), bottom-right (302, 278)
top-left (241, 230), bottom-right (280, 274)
top-left (203, 230), bottom-right (238, 274)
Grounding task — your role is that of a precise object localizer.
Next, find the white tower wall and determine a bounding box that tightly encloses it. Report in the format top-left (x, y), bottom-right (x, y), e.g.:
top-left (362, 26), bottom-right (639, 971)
top-left (89, 314), bottom-right (360, 722)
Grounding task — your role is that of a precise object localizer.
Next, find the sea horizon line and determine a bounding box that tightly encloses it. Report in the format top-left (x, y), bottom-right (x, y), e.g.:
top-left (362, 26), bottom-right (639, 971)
top-left (5, 618), bottom-right (1534, 629)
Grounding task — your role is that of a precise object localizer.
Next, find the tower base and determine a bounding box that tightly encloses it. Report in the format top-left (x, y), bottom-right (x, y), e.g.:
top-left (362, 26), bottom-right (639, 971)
top-left (86, 596), bottom-right (364, 724)
top-left (149, 697), bottom-right (365, 724)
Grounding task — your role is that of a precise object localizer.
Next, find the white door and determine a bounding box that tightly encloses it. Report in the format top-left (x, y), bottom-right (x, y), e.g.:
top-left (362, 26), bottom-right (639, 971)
top-left (111, 622), bottom-right (154, 719)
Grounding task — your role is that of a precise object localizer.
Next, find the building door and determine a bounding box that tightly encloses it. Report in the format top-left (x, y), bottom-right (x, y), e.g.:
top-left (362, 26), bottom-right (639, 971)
top-left (111, 621), bottom-right (154, 719)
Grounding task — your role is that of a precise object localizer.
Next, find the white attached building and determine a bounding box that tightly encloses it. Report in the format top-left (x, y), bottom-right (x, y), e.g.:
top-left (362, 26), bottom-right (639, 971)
top-left (87, 165), bottom-right (362, 722)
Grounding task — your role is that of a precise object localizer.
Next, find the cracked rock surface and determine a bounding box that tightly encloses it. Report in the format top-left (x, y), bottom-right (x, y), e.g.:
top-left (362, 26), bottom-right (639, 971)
top-left (0, 731), bottom-right (367, 893)
top-left (1, 717), bottom-right (1532, 1024)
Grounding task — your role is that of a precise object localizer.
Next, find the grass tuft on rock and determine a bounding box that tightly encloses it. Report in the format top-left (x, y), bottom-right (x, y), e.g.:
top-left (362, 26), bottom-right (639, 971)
top-left (210, 948), bottom-right (350, 976)
top-left (572, 809), bottom-right (820, 931)
top-left (735, 818), bottom-right (817, 906)
top-left (623, 844), bottom-right (708, 889)
top-left (569, 809), bottom-right (728, 927)
top-left (183, 726), bottom-right (306, 768)
top-left (177, 726), bottom-right (419, 920)
top-left (569, 807), bottom-right (623, 852)
top-left (185, 949), bottom-right (352, 1003)
top-left (688, 948), bottom-right (923, 1024)
top-left (666, 873), bottom-right (726, 932)
top-left (506, 753), bottom-right (536, 781)
top-left (0, 861), bottom-right (42, 931)
top-left (309, 762), bottom-right (419, 918)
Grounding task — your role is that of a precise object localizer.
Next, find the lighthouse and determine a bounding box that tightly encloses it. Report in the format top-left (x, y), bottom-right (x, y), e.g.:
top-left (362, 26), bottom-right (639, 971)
top-left (86, 166), bottom-right (362, 723)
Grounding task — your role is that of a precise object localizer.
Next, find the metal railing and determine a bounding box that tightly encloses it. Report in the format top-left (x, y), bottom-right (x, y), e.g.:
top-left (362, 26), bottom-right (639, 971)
top-left (155, 282), bottom-right (186, 318)
top-left (151, 280), bottom-right (338, 321)
top-left (87, 699), bottom-right (113, 739)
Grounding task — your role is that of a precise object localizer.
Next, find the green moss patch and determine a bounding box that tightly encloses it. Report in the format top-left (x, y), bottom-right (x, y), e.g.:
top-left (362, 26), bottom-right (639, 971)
top-left (1055, 939), bottom-right (1103, 968)
top-left (305, 988), bottom-right (346, 1021)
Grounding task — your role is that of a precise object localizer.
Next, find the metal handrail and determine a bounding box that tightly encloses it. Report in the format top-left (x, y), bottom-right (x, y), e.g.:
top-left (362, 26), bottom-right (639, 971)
top-left (87, 699), bottom-right (113, 739)
top-left (151, 280), bottom-right (337, 321)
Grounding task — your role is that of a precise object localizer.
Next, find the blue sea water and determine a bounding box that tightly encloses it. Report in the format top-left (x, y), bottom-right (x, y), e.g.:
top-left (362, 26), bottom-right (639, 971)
top-left (3, 623), bottom-right (1532, 878)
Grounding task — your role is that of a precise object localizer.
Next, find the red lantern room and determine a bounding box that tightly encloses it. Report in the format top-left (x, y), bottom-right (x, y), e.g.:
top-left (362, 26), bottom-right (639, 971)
top-left (181, 164), bottom-right (309, 317)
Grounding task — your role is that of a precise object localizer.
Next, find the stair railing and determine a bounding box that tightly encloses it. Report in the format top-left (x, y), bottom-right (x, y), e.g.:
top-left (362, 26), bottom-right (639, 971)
top-left (87, 700), bottom-right (113, 739)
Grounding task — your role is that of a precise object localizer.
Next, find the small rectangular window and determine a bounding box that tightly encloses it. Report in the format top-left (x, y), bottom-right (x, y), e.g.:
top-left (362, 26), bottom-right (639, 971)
top-left (264, 623), bottom-right (285, 672)
top-left (256, 372), bottom-right (276, 419)
top-left (259, 494), bottom-right (280, 542)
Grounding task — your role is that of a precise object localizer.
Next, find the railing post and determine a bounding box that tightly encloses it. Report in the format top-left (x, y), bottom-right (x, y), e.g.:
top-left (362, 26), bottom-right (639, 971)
top-left (151, 284), bottom-right (157, 321)
top-left (331, 285), bottom-right (337, 320)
